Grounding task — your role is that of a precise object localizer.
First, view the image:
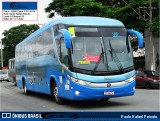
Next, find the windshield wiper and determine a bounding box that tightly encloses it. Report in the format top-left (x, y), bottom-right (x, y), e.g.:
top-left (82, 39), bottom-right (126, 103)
top-left (108, 40), bottom-right (113, 61)
top-left (91, 39), bottom-right (106, 75)
top-left (108, 40), bottom-right (124, 73)
top-left (91, 51), bottom-right (105, 75)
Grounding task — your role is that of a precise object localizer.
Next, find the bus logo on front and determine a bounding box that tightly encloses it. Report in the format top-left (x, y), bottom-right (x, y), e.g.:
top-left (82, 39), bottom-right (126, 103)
top-left (104, 77), bottom-right (110, 81)
top-left (112, 32), bottom-right (119, 37)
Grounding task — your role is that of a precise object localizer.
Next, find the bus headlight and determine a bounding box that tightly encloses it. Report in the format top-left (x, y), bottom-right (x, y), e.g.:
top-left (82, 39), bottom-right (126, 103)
top-left (70, 76), bottom-right (78, 82)
top-left (125, 75), bottom-right (135, 83)
top-left (77, 79), bottom-right (88, 85)
top-left (67, 75), bottom-right (90, 86)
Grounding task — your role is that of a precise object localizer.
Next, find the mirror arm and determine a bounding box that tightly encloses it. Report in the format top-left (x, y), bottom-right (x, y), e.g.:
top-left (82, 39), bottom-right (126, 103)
top-left (127, 29), bottom-right (143, 48)
top-left (59, 29), bottom-right (72, 48)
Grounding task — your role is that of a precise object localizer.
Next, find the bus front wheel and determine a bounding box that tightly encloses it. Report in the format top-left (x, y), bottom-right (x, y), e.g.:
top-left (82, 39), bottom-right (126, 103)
top-left (23, 80), bottom-right (30, 95)
top-left (100, 98), bottom-right (110, 102)
top-left (51, 82), bottom-right (65, 104)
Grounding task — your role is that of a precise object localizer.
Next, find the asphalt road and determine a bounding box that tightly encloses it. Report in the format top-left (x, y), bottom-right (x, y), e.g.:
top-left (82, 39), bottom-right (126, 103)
top-left (0, 81), bottom-right (159, 111)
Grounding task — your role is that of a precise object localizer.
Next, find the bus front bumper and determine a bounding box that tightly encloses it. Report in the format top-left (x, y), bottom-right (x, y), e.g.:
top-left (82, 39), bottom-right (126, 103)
top-left (62, 80), bottom-right (135, 100)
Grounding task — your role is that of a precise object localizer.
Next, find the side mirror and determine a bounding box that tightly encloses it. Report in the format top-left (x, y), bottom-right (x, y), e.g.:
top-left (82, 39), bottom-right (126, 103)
top-left (59, 29), bottom-right (72, 48)
top-left (127, 29), bottom-right (143, 48)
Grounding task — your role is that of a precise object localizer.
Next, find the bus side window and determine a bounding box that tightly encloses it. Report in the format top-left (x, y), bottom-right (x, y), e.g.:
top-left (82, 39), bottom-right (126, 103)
top-left (54, 25), bottom-right (59, 36)
top-left (53, 24), bottom-right (65, 36)
top-left (56, 37), bottom-right (69, 67)
top-left (44, 29), bottom-right (54, 56)
top-left (60, 37), bottom-right (69, 67)
top-left (56, 38), bottom-right (61, 60)
top-left (35, 34), bottom-right (43, 56)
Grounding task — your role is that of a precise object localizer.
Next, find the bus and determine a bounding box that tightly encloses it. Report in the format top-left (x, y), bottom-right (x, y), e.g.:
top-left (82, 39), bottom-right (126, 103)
top-left (8, 58), bottom-right (16, 85)
top-left (15, 16), bottom-right (143, 104)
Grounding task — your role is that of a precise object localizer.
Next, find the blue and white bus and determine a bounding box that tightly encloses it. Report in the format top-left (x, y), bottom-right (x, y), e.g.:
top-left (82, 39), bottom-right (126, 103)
top-left (15, 16), bottom-right (143, 104)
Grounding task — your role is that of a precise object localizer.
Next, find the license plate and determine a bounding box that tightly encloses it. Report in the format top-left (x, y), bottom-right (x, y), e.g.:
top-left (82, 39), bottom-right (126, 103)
top-left (104, 91), bottom-right (114, 95)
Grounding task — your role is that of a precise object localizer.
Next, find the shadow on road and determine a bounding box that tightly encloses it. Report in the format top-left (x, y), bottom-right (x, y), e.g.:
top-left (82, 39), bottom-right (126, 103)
top-left (19, 91), bottom-right (131, 110)
top-left (67, 100), bottom-right (130, 110)
top-left (1, 82), bottom-right (159, 111)
top-left (136, 86), bottom-right (159, 90)
top-left (1, 82), bottom-right (134, 110)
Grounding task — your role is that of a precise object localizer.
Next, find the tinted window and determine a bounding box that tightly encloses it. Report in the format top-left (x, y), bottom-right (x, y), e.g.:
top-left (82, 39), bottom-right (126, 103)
top-left (143, 71), bottom-right (159, 76)
top-left (35, 34), bottom-right (43, 56)
top-left (53, 24), bottom-right (65, 36)
top-left (56, 36), bottom-right (69, 66)
top-left (42, 29), bottom-right (54, 56)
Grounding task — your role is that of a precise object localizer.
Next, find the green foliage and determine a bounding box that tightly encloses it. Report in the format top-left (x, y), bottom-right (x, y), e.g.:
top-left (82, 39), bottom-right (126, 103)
top-left (45, 0), bottom-right (159, 37)
top-left (45, 0), bottom-right (109, 17)
top-left (2, 24), bottom-right (39, 66)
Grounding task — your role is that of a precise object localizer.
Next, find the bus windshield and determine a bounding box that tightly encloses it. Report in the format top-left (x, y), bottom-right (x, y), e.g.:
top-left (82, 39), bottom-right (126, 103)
top-left (69, 27), bottom-right (133, 74)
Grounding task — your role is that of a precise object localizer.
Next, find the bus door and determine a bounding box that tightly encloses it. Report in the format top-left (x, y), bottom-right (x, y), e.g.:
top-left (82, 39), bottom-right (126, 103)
top-left (56, 35), bottom-right (70, 97)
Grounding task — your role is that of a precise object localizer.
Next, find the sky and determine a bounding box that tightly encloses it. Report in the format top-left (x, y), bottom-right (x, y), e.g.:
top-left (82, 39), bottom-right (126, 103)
top-left (0, 0), bottom-right (61, 48)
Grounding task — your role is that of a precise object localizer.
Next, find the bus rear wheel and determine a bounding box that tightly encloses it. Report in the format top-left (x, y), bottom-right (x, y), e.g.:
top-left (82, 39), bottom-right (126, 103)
top-left (51, 82), bottom-right (65, 104)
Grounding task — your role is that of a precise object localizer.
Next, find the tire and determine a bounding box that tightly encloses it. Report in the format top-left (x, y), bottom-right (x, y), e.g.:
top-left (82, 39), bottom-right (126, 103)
top-left (142, 85), bottom-right (145, 89)
top-left (145, 82), bottom-right (151, 89)
top-left (23, 80), bottom-right (30, 95)
top-left (51, 81), bottom-right (65, 104)
top-left (100, 98), bottom-right (110, 102)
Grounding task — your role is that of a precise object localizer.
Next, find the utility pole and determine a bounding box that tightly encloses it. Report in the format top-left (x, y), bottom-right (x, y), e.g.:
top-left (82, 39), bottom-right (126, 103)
top-left (123, 0), bottom-right (156, 71)
top-left (139, 0), bottom-right (155, 71)
top-left (149, 0), bottom-right (155, 71)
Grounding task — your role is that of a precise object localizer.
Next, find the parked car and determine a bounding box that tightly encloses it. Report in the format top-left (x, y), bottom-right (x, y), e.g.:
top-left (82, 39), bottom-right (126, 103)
top-left (136, 70), bottom-right (160, 89)
top-left (8, 58), bottom-right (16, 85)
top-left (0, 70), bottom-right (9, 82)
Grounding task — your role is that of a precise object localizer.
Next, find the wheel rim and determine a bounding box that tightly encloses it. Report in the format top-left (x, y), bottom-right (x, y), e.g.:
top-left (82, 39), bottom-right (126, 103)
top-left (54, 86), bottom-right (59, 101)
top-left (24, 84), bottom-right (27, 93)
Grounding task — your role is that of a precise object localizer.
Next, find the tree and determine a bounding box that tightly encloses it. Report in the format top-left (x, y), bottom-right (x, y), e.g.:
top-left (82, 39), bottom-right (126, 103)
top-left (2, 24), bottom-right (39, 66)
top-left (45, 0), bottom-right (158, 37)
top-left (45, 0), bottom-right (110, 17)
